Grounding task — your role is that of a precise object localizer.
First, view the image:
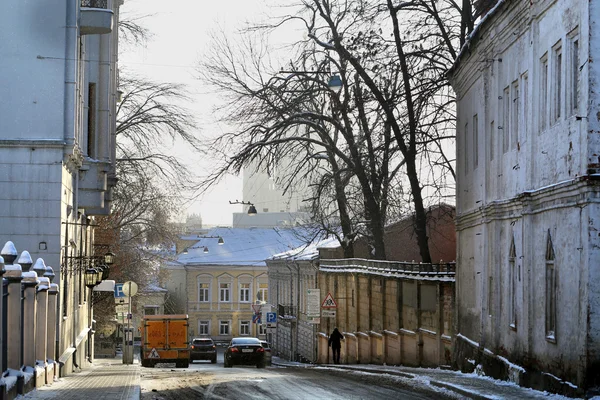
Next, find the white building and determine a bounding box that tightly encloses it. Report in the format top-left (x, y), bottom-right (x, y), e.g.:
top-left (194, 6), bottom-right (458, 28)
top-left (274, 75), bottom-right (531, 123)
top-left (449, 0), bottom-right (599, 396)
top-left (0, 0), bottom-right (122, 376)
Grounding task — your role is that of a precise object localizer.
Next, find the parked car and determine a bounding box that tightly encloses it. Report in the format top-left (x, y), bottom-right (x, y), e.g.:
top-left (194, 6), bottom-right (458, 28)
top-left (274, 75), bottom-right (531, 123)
top-left (224, 337), bottom-right (265, 368)
top-left (190, 338), bottom-right (217, 363)
top-left (259, 340), bottom-right (272, 366)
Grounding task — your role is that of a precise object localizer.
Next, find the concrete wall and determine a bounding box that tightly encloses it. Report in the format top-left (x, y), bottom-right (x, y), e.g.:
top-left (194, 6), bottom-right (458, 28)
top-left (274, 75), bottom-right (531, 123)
top-left (318, 262), bottom-right (455, 367)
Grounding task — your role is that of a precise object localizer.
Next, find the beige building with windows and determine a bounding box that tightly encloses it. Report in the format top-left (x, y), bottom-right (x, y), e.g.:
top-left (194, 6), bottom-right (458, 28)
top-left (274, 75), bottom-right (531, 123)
top-left (161, 227), bottom-right (307, 342)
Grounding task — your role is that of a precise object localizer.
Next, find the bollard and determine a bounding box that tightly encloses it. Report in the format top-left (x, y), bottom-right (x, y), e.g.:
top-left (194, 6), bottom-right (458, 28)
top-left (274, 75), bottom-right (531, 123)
top-left (22, 272), bottom-right (39, 368)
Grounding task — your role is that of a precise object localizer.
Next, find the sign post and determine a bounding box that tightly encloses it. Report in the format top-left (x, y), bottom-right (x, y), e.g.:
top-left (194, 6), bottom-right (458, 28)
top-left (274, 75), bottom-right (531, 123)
top-left (252, 304), bottom-right (262, 338)
top-left (121, 281), bottom-right (138, 365)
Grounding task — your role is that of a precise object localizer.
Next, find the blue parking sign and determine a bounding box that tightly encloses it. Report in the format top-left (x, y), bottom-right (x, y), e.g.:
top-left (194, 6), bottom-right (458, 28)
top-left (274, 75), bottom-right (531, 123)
top-left (114, 283), bottom-right (125, 298)
top-left (266, 312), bottom-right (277, 323)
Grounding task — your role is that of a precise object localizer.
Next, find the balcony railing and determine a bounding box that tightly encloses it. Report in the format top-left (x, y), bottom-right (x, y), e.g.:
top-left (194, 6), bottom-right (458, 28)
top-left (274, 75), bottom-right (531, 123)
top-left (80, 0), bottom-right (113, 35)
top-left (81, 0), bottom-right (108, 8)
top-left (319, 258), bottom-right (456, 278)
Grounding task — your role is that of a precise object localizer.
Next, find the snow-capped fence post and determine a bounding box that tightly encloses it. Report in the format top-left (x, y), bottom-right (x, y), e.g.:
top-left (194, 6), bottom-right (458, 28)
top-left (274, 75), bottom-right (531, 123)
top-left (46, 278), bottom-right (59, 383)
top-left (3, 242), bottom-right (25, 394)
top-left (22, 269), bottom-right (39, 393)
top-left (35, 276), bottom-right (50, 388)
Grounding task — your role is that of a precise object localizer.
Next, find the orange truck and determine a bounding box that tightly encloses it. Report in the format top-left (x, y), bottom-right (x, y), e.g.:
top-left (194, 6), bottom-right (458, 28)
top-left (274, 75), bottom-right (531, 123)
top-left (141, 314), bottom-right (190, 368)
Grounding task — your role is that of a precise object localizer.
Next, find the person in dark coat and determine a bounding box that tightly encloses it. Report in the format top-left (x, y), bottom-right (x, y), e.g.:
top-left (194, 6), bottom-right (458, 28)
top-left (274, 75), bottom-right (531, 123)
top-left (328, 328), bottom-right (344, 364)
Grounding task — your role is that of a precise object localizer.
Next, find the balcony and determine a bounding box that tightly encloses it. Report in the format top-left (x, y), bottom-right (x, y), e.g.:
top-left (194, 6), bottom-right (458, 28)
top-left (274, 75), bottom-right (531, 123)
top-left (80, 0), bottom-right (113, 35)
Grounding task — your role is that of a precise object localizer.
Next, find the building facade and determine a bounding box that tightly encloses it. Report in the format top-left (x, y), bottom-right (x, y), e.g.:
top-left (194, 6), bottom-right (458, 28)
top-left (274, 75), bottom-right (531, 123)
top-left (449, 0), bottom-right (600, 396)
top-left (0, 0), bottom-right (122, 376)
top-left (162, 227), bottom-right (308, 342)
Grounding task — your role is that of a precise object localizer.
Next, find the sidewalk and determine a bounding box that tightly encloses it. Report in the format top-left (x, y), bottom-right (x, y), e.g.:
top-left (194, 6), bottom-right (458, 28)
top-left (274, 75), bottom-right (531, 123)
top-left (19, 356), bottom-right (140, 400)
top-left (271, 358), bottom-right (578, 400)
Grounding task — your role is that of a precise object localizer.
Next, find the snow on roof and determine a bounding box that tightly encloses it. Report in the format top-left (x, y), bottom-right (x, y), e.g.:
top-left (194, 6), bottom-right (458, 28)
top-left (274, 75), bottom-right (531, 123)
top-left (177, 227), bottom-right (309, 267)
top-left (142, 283), bottom-right (168, 293)
top-left (271, 236), bottom-right (340, 261)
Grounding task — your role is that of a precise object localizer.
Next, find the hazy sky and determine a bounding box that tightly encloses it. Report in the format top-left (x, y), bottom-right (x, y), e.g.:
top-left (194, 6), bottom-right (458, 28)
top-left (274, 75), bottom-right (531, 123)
top-left (119, 0), bottom-right (286, 226)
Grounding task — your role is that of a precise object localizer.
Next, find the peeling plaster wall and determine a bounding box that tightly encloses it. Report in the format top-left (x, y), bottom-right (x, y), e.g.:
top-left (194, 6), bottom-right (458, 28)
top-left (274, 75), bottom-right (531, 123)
top-left (451, 0), bottom-right (598, 394)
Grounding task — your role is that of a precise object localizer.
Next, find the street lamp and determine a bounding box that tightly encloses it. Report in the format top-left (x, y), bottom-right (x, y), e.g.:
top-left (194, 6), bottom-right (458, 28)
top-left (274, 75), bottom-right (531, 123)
top-left (229, 200), bottom-right (257, 216)
top-left (84, 268), bottom-right (99, 289)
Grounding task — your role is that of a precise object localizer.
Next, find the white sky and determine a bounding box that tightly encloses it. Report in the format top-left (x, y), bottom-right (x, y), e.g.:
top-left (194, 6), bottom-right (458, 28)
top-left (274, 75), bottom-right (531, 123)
top-left (119, 0), bottom-right (290, 226)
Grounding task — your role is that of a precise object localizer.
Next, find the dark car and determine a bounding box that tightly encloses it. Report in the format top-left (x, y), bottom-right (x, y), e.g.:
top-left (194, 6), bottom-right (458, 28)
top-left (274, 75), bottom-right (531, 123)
top-left (224, 337), bottom-right (265, 368)
top-left (190, 338), bottom-right (217, 363)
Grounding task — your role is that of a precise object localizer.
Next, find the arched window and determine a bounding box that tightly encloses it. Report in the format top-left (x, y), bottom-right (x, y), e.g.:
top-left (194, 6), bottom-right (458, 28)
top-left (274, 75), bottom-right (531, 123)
top-left (545, 230), bottom-right (556, 341)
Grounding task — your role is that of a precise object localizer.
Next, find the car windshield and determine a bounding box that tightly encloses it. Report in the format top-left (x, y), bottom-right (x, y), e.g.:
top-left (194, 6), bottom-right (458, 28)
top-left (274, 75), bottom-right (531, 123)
top-left (231, 338), bottom-right (260, 345)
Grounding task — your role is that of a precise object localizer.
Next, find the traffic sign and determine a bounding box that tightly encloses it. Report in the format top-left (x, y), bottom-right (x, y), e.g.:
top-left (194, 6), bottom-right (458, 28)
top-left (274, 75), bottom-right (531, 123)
top-left (114, 283), bottom-right (125, 298)
top-left (266, 312), bottom-right (277, 323)
top-left (321, 292), bottom-right (337, 308)
top-left (122, 281), bottom-right (138, 297)
top-left (322, 310), bottom-right (336, 318)
top-left (148, 348), bottom-right (160, 359)
top-left (252, 313), bottom-right (262, 324)
top-left (252, 304), bottom-right (262, 313)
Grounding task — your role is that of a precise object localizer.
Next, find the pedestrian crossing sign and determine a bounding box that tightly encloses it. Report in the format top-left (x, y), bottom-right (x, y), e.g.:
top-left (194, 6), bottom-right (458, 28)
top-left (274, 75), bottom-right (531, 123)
top-left (321, 292), bottom-right (337, 308)
top-left (148, 348), bottom-right (160, 359)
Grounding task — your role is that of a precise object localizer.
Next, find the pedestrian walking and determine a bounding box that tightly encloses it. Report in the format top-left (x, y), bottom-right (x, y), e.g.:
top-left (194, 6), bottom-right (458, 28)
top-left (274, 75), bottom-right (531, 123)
top-left (328, 327), bottom-right (344, 364)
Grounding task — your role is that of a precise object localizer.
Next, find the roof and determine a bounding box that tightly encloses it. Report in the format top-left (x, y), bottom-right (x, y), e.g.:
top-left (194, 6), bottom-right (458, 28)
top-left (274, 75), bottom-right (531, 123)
top-left (176, 227), bottom-right (310, 266)
top-left (270, 236), bottom-right (341, 261)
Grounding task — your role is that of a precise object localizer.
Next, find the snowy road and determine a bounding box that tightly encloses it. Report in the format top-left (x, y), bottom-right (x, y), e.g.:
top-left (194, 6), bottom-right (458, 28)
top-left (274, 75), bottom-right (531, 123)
top-left (140, 361), bottom-right (459, 400)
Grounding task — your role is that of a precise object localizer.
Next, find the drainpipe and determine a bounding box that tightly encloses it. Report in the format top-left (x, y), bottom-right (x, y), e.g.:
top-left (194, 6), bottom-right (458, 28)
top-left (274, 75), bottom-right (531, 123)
top-left (294, 261), bottom-right (300, 362)
top-left (64, 0), bottom-right (77, 146)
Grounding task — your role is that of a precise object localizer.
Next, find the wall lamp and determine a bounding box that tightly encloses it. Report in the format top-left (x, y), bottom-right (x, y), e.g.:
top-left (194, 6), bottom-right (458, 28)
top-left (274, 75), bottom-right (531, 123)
top-left (229, 200), bottom-right (257, 216)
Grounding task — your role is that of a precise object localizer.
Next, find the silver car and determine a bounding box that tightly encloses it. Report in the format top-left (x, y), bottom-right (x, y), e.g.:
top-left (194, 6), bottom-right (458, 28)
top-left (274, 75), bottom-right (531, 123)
top-left (259, 340), bottom-right (272, 366)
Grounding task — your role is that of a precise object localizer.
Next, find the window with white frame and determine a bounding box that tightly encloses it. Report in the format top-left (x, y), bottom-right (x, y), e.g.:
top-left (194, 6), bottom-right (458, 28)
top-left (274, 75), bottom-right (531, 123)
top-left (568, 29), bottom-right (580, 115)
top-left (240, 320), bottom-right (250, 335)
top-left (552, 42), bottom-right (563, 123)
top-left (219, 282), bottom-right (231, 302)
top-left (473, 115), bottom-right (478, 168)
top-left (258, 324), bottom-right (267, 336)
top-left (198, 320), bottom-right (210, 335)
top-left (144, 306), bottom-right (159, 316)
top-left (540, 53), bottom-right (549, 132)
top-left (239, 283), bottom-right (251, 302)
top-left (257, 282), bottom-right (268, 303)
top-left (219, 320), bottom-right (230, 335)
top-left (545, 231), bottom-right (556, 342)
top-left (509, 237), bottom-right (517, 330)
top-left (198, 283), bottom-right (209, 302)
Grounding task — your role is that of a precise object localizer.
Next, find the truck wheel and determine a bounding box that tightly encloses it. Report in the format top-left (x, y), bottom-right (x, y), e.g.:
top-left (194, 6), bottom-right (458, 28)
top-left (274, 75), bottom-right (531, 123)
top-left (182, 361), bottom-right (189, 368)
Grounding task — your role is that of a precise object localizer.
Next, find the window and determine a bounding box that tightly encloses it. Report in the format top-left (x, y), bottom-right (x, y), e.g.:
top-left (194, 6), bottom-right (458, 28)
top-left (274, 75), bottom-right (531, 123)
top-left (522, 73), bottom-right (529, 138)
top-left (464, 122), bottom-right (469, 175)
top-left (473, 115), bottom-right (479, 168)
top-left (256, 283), bottom-right (268, 303)
top-left (258, 324), bottom-right (267, 336)
top-left (509, 237), bottom-right (517, 330)
top-left (540, 54), bottom-right (549, 131)
top-left (511, 81), bottom-right (519, 150)
top-left (240, 320), bottom-right (250, 335)
top-left (488, 276), bottom-right (493, 317)
top-left (219, 282), bottom-right (231, 302)
top-left (552, 42), bottom-right (563, 123)
top-left (490, 121), bottom-right (495, 161)
top-left (87, 83), bottom-right (97, 158)
top-left (198, 320), bottom-right (209, 335)
top-left (219, 320), bottom-right (230, 335)
top-left (144, 306), bottom-right (158, 316)
top-left (545, 232), bottom-right (556, 341)
top-left (240, 282), bottom-right (251, 303)
top-left (503, 87), bottom-right (510, 153)
top-left (198, 283), bottom-right (209, 302)
top-left (568, 30), bottom-right (580, 115)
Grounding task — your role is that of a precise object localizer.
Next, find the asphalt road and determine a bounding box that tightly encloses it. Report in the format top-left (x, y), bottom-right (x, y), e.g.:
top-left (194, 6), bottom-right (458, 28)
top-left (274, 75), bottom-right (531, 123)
top-left (140, 351), bottom-right (457, 400)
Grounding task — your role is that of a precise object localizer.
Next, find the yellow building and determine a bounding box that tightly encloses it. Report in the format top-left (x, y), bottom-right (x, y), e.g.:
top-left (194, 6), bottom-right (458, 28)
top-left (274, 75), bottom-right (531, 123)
top-left (161, 227), bottom-right (307, 342)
